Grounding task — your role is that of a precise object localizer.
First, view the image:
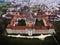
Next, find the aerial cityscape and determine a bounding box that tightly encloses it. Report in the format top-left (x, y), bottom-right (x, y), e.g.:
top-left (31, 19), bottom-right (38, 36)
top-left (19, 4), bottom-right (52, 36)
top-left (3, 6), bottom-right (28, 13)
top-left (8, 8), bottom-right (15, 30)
top-left (0, 0), bottom-right (60, 45)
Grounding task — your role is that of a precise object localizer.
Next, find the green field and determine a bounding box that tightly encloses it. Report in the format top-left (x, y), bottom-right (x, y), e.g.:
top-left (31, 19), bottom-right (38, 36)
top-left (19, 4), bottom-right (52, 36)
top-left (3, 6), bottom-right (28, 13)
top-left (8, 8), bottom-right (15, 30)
top-left (18, 20), bottom-right (26, 26)
top-left (0, 11), bottom-right (3, 15)
top-left (0, 35), bottom-right (57, 45)
top-left (51, 21), bottom-right (60, 32)
top-left (0, 2), bottom-right (7, 6)
top-left (29, 7), bottom-right (39, 11)
top-left (35, 20), bottom-right (44, 26)
top-left (51, 21), bottom-right (60, 44)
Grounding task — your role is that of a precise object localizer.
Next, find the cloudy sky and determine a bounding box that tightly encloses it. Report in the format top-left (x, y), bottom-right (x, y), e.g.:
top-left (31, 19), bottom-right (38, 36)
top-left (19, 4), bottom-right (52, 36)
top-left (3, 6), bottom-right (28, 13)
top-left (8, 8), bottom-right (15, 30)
top-left (4, 0), bottom-right (60, 4)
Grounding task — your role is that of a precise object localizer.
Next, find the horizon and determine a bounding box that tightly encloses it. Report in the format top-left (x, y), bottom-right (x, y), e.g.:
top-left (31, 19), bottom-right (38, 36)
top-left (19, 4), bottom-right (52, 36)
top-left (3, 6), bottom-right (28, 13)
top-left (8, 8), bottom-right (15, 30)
top-left (0, 0), bottom-right (60, 4)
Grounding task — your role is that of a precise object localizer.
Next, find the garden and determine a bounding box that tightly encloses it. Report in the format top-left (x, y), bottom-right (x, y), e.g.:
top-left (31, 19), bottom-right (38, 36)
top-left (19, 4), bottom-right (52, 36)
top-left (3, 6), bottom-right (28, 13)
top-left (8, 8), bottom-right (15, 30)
top-left (35, 19), bottom-right (44, 26)
top-left (18, 20), bottom-right (26, 26)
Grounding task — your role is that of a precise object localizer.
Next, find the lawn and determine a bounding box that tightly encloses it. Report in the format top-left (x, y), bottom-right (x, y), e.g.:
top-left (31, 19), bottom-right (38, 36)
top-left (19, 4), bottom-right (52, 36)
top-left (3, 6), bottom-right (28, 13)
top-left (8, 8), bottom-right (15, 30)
top-left (0, 11), bottom-right (3, 15)
top-left (51, 21), bottom-right (60, 44)
top-left (35, 20), bottom-right (44, 26)
top-left (29, 7), bottom-right (39, 12)
top-left (51, 21), bottom-right (60, 32)
top-left (18, 20), bottom-right (26, 26)
top-left (0, 2), bottom-right (7, 7)
top-left (0, 35), bottom-right (57, 45)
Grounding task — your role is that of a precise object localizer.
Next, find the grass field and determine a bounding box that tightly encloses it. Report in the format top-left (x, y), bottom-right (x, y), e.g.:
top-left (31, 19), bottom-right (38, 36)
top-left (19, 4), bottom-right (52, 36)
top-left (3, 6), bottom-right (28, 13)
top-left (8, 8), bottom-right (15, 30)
top-left (29, 7), bottom-right (39, 11)
top-left (51, 21), bottom-right (60, 44)
top-left (35, 20), bottom-right (44, 26)
top-left (51, 21), bottom-right (60, 32)
top-left (0, 11), bottom-right (3, 15)
top-left (0, 35), bottom-right (57, 45)
top-left (0, 2), bottom-right (7, 6)
top-left (18, 20), bottom-right (26, 26)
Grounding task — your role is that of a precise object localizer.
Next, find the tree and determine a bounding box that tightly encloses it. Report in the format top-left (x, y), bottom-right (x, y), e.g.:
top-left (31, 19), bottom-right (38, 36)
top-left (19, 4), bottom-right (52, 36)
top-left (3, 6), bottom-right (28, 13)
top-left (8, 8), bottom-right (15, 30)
top-left (0, 19), bottom-right (5, 34)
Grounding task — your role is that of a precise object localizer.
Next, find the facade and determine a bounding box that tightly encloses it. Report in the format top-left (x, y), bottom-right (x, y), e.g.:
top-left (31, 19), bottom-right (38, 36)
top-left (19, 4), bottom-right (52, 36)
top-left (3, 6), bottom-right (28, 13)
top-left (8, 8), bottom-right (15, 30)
top-left (4, 9), bottom-right (56, 36)
top-left (1, 0), bottom-right (58, 36)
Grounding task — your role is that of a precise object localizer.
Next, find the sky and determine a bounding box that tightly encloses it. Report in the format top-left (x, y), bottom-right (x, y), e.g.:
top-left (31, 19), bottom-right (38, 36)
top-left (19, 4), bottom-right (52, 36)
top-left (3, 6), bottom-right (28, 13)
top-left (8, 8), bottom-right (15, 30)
top-left (1, 0), bottom-right (60, 4)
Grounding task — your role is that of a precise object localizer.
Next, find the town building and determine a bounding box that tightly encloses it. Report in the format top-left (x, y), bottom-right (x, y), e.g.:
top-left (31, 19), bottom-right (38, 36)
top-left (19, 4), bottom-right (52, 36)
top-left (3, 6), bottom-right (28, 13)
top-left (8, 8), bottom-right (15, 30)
top-left (3, 8), bottom-right (56, 36)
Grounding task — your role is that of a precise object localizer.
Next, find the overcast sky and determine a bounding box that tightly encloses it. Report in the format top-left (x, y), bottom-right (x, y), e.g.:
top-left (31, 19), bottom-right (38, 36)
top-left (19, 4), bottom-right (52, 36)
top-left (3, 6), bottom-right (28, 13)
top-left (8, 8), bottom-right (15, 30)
top-left (4, 0), bottom-right (60, 4)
